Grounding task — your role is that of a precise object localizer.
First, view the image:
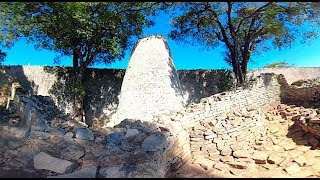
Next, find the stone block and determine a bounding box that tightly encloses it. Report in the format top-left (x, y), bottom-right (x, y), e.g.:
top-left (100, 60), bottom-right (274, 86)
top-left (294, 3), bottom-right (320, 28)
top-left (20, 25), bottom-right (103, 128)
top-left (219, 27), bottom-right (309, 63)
top-left (48, 167), bottom-right (97, 178)
top-left (232, 149), bottom-right (253, 158)
top-left (75, 128), bottom-right (94, 141)
top-left (141, 133), bottom-right (166, 152)
top-left (251, 151), bottom-right (268, 164)
top-left (33, 152), bottom-right (77, 174)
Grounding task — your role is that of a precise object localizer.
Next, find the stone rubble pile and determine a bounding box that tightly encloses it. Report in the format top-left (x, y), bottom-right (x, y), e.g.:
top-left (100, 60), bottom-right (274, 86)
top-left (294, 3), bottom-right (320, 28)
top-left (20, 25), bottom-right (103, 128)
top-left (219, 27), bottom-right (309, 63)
top-left (269, 103), bottom-right (320, 138)
top-left (278, 75), bottom-right (320, 106)
top-left (0, 106), bottom-right (190, 178)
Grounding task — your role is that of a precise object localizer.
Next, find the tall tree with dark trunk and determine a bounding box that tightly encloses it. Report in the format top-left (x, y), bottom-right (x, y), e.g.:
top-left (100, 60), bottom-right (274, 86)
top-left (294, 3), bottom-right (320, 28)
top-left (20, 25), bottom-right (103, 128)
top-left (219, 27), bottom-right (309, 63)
top-left (0, 2), bottom-right (159, 123)
top-left (169, 2), bottom-right (320, 85)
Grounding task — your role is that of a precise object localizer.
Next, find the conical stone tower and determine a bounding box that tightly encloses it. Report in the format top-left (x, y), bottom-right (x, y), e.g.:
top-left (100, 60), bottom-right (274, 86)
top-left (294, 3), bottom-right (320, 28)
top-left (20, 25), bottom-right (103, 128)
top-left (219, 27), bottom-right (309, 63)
top-left (108, 35), bottom-right (185, 126)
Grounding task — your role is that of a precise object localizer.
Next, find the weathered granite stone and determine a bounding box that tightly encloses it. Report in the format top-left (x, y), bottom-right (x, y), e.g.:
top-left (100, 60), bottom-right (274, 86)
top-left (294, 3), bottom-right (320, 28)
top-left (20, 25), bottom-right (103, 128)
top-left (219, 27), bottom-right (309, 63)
top-left (99, 166), bottom-right (126, 178)
top-left (61, 145), bottom-right (85, 161)
top-left (251, 151), bottom-right (268, 164)
top-left (285, 163), bottom-right (301, 175)
top-left (33, 152), bottom-right (77, 174)
top-left (141, 133), bottom-right (166, 152)
top-left (75, 128), bottom-right (94, 141)
top-left (125, 129), bottom-right (139, 138)
top-left (106, 132), bottom-right (126, 145)
top-left (232, 150), bottom-right (253, 158)
top-left (47, 166), bottom-right (97, 178)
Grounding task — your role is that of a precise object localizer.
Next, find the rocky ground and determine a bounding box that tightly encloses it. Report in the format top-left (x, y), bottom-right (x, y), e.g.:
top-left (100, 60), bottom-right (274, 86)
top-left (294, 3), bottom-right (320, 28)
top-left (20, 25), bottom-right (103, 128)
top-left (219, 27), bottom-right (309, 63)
top-left (169, 103), bottom-right (320, 178)
top-left (0, 110), bottom-right (170, 178)
top-left (0, 103), bottom-right (319, 178)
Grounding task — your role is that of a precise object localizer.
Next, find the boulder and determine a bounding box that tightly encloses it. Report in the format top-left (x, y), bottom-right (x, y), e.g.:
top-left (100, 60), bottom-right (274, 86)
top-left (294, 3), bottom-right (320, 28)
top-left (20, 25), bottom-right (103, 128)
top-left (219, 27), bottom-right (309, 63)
top-left (125, 129), bottom-right (139, 138)
top-left (141, 133), bottom-right (166, 152)
top-left (75, 128), bottom-right (94, 141)
top-left (106, 132), bottom-right (126, 145)
top-left (61, 145), bottom-right (85, 161)
top-left (33, 152), bottom-right (77, 174)
top-left (99, 166), bottom-right (126, 178)
top-left (6, 126), bottom-right (30, 139)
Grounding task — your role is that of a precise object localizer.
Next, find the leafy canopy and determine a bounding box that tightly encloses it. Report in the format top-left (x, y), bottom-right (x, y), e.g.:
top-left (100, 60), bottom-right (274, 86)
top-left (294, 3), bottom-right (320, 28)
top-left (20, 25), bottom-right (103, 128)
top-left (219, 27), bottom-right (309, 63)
top-left (0, 2), bottom-right (159, 67)
top-left (169, 2), bottom-right (320, 71)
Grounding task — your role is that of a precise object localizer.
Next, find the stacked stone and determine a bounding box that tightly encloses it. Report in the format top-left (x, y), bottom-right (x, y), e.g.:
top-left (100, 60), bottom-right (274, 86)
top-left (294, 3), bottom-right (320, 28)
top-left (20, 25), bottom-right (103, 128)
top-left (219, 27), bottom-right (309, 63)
top-left (267, 103), bottom-right (320, 136)
top-left (13, 94), bottom-right (63, 131)
top-left (175, 73), bottom-right (280, 129)
top-left (187, 108), bottom-right (266, 162)
top-left (150, 73), bottom-right (280, 170)
top-left (278, 75), bottom-right (320, 106)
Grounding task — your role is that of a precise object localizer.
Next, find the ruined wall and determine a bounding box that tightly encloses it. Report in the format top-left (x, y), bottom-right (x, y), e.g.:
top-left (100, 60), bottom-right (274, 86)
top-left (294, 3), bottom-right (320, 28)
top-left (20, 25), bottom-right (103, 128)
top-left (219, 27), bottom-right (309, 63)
top-left (1, 65), bottom-right (319, 125)
top-left (0, 65), bottom-right (234, 124)
top-left (152, 73), bottom-right (280, 162)
top-left (248, 67), bottom-right (320, 85)
top-left (278, 75), bottom-right (320, 106)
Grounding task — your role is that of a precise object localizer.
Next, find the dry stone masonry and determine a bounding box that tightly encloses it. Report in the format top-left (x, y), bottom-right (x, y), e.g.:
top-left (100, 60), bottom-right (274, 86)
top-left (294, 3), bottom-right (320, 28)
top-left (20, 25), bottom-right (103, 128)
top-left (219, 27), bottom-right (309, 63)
top-left (109, 35), bottom-right (185, 126)
top-left (278, 75), bottom-right (320, 107)
top-left (152, 73), bottom-right (280, 166)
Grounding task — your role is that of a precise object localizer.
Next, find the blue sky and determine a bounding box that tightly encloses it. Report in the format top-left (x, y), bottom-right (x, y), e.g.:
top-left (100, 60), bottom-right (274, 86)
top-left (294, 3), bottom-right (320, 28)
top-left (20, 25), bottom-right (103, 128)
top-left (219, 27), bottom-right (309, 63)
top-left (3, 11), bottom-right (320, 70)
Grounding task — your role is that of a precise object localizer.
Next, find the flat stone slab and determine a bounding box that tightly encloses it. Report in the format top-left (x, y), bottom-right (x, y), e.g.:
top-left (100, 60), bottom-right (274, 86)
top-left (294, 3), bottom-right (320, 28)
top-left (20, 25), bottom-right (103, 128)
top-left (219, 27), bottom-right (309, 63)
top-left (251, 151), bottom-right (268, 164)
top-left (61, 145), bottom-right (85, 161)
top-left (125, 129), bottom-right (139, 138)
top-left (141, 133), bottom-right (166, 152)
top-left (267, 154), bottom-right (284, 165)
top-left (75, 128), bottom-right (94, 141)
top-left (106, 132), bottom-right (126, 145)
top-left (233, 150), bottom-right (253, 158)
top-left (47, 166), bottom-right (97, 178)
top-left (33, 152), bottom-right (76, 174)
top-left (99, 166), bottom-right (126, 178)
top-left (285, 163), bottom-right (301, 175)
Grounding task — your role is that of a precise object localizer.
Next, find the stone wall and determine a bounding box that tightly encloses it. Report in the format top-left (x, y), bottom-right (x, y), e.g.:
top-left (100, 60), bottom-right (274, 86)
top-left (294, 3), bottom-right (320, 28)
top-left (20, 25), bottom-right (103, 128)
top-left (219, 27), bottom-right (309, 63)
top-left (278, 75), bottom-right (320, 106)
top-left (1, 65), bottom-right (319, 125)
top-left (248, 67), bottom-right (320, 85)
top-left (151, 73), bottom-right (281, 169)
top-left (0, 65), bottom-right (235, 124)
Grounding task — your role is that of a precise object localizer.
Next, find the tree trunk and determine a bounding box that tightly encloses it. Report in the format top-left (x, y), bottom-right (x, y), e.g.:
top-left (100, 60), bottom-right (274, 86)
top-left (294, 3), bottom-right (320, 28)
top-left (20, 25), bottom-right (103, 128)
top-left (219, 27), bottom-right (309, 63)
top-left (230, 53), bottom-right (245, 86)
top-left (72, 51), bottom-right (85, 123)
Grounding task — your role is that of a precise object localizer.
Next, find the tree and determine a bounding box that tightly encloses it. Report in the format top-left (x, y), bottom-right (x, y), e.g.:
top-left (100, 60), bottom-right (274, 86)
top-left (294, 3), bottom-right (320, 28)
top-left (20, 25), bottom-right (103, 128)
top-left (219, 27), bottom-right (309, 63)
top-left (0, 50), bottom-right (6, 65)
top-left (264, 61), bottom-right (293, 68)
top-left (169, 2), bottom-right (320, 85)
top-left (0, 2), bottom-right (159, 123)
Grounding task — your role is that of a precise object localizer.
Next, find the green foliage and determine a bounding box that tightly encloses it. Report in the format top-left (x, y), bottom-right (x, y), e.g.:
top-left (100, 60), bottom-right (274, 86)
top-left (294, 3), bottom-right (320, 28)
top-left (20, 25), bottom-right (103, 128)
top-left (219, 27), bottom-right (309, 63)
top-left (168, 2), bottom-right (320, 85)
top-left (71, 82), bottom-right (85, 99)
top-left (217, 70), bottom-right (235, 92)
top-left (0, 50), bottom-right (6, 65)
top-left (0, 2), bottom-right (159, 67)
top-left (0, 2), bottom-right (161, 121)
top-left (264, 61), bottom-right (293, 68)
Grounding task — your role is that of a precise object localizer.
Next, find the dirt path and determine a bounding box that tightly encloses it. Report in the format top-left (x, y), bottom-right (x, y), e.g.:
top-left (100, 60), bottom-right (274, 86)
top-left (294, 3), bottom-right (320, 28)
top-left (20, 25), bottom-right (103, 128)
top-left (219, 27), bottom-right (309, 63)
top-left (170, 104), bottom-right (320, 178)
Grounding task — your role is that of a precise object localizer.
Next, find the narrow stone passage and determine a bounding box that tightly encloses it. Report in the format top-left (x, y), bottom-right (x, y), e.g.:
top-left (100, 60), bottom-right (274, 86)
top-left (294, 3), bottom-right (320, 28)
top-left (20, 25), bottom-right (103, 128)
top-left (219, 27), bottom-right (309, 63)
top-left (170, 104), bottom-right (320, 178)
